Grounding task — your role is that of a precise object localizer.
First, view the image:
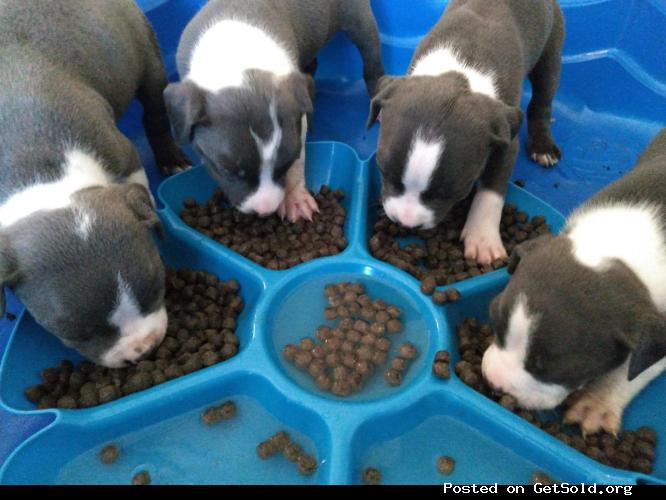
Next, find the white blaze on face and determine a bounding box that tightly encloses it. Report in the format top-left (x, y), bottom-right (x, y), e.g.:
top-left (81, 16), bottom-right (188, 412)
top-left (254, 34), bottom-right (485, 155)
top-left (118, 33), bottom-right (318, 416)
top-left (481, 294), bottom-right (569, 409)
top-left (103, 275), bottom-right (167, 368)
top-left (239, 101), bottom-right (285, 216)
top-left (383, 131), bottom-right (443, 229)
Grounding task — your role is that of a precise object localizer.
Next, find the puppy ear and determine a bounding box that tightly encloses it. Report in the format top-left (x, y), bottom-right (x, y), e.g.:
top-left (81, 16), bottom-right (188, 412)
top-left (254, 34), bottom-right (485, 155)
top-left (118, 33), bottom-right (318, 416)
top-left (366, 75), bottom-right (400, 128)
top-left (0, 234), bottom-right (18, 316)
top-left (626, 310), bottom-right (666, 381)
top-left (123, 184), bottom-right (164, 239)
top-left (283, 72), bottom-right (315, 127)
top-left (164, 80), bottom-right (208, 144)
top-left (490, 103), bottom-right (523, 148)
top-left (507, 234), bottom-right (553, 274)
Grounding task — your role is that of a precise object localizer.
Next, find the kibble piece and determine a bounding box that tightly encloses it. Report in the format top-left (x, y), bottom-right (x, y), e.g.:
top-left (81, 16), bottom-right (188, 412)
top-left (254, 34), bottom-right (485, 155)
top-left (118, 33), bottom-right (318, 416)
top-left (434, 351), bottom-right (450, 363)
top-left (257, 441), bottom-right (279, 459)
top-left (432, 361), bottom-right (450, 379)
top-left (283, 442), bottom-right (302, 462)
top-left (132, 470), bottom-right (151, 485)
top-left (432, 291), bottom-right (448, 305)
top-left (391, 357), bottom-right (407, 372)
top-left (25, 385), bottom-right (44, 404)
top-left (386, 319), bottom-right (403, 333)
top-left (57, 395), bottom-right (77, 409)
top-left (269, 431), bottom-right (291, 450)
top-left (202, 406), bottom-right (223, 425)
top-left (363, 467), bottom-right (381, 485)
top-left (436, 456), bottom-right (455, 475)
top-left (219, 401), bottom-right (236, 420)
top-left (399, 342), bottom-right (418, 359)
top-left (297, 454), bottom-right (318, 476)
top-left (384, 369), bottom-right (403, 387)
top-left (499, 394), bottom-right (517, 412)
top-left (445, 288), bottom-right (461, 302)
top-left (531, 471), bottom-right (554, 485)
top-left (420, 277), bottom-right (437, 295)
top-left (99, 444), bottom-right (120, 464)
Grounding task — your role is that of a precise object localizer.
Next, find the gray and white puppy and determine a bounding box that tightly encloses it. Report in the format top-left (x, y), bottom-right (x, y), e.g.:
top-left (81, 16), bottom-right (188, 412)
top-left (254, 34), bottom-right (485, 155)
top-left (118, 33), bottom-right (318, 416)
top-left (368, 0), bottom-right (564, 265)
top-left (483, 128), bottom-right (666, 435)
top-left (165, 0), bottom-right (384, 221)
top-left (0, 0), bottom-right (189, 367)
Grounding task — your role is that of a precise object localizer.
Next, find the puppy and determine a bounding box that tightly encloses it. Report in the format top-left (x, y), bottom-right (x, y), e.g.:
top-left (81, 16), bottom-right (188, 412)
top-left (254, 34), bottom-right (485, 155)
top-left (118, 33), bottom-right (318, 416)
top-left (367, 0), bottom-right (564, 265)
top-left (165, 0), bottom-right (384, 222)
top-left (482, 128), bottom-right (666, 435)
top-left (0, 0), bottom-right (188, 367)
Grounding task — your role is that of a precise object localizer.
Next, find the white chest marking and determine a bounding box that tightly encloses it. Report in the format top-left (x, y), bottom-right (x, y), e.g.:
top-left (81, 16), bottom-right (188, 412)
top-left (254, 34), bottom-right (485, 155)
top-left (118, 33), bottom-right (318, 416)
top-left (411, 46), bottom-right (498, 99)
top-left (567, 203), bottom-right (666, 309)
top-left (187, 19), bottom-right (296, 92)
top-left (0, 148), bottom-right (111, 228)
top-left (383, 131), bottom-right (443, 229)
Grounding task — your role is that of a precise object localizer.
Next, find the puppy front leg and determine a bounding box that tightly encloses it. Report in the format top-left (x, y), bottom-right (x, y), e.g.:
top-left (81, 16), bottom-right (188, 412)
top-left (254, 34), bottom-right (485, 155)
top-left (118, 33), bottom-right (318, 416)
top-left (461, 188), bottom-right (506, 265)
top-left (277, 117), bottom-right (319, 222)
top-left (462, 138), bottom-right (519, 265)
top-left (564, 357), bottom-right (666, 436)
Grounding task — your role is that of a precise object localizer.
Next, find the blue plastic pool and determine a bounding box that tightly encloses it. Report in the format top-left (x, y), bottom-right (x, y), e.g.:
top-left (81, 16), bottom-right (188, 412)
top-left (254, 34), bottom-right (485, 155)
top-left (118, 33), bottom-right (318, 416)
top-left (0, 0), bottom-right (664, 485)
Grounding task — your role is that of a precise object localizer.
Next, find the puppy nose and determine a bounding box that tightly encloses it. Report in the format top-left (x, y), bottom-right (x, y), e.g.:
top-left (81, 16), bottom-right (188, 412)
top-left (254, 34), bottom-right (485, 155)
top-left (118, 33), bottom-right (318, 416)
top-left (395, 209), bottom-right (423, 228)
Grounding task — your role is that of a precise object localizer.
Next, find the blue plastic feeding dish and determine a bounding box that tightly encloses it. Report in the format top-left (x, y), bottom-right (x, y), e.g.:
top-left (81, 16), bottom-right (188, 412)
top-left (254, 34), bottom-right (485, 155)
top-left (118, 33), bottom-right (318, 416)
top-left (0, 0), bottom-right (664, 485)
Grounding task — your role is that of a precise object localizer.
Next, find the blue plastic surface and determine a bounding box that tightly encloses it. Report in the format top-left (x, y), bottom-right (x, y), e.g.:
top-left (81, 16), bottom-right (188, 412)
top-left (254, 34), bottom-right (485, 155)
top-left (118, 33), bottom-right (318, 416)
top-left (1, 0), bottom-right (665, 485)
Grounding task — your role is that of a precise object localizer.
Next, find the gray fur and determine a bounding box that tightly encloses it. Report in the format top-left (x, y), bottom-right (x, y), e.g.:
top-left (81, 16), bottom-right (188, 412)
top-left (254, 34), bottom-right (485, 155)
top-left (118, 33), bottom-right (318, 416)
top-left (498, 128), bottom-right (666, 391)
top-left (165, 0), bottom-right (384, 209)
top-left (0, 0), bottom-right (180, 364)
top-left (368, 0), bottom-right (564, 226)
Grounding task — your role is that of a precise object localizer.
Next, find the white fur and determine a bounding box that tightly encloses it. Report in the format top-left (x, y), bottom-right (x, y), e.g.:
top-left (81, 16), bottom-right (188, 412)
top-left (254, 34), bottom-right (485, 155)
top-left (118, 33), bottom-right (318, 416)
top-left (73, 206), bottom-right (96, 240)
top-left (103, 275), bottom-right (167, 368)
top-left (411, 46), bottom-right (498, 99)
top-left (482, 294), bottom-right (569, 409)
top-left (0, 148), bottom-right (111, 228)
top-left (125, 169), bottom-right (150, 190)
top-left (239, 101), bottom-right (285, 216)
top-left (567, 203), bottom-right (666, 309)
top-left (565, 357), bottom-right (666, 435)
top-left (187, 19), bottom-right (296, 92)
top-left (383, 131), bottom-right (443, 229)
top-left (460, 189), bottom-right (507, 264)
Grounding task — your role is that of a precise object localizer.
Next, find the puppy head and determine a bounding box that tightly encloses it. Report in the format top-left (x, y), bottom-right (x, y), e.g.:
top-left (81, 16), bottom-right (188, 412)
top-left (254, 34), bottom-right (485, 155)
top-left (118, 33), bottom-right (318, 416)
top-left (482, 235), bottom-right (666, 409)
top-left (367, 74), bottom-right (522, 229)
top-left (164, 70), bottom-right (313, 215)
top-left (0, 184), bottom-right (167, 368)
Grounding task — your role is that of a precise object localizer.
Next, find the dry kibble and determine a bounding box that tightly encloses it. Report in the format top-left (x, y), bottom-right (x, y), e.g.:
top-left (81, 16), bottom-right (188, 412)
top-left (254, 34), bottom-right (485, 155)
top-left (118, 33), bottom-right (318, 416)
top-left (436, 456), bottom-right (455, 475)
top-left (132, 470), bottom-right (151, 485)
top-left (363, 467), bottom-right (381, 485)
top-left (202, 406), bottom-right (222, 425)
top-left (257, 441), bottom-right (278, 459)
top-left (283, 442), bottom-right (302, 462)
top-left (391, 357), bottom-right (407, 372)
top-left (384, 368), bottom-right (403, 386)
top-left (399, 342), bottom-right (418, 359)
top-left (531, 471), bottom-right (554, 485)
top-left (297, 454), bottom-right (318, 476)
top-left (386, 319), bottom-right (403, 333)
top-left (432, 361), bottom-right (450, 379)
top-left (99, 444), bottom-right (119, 464)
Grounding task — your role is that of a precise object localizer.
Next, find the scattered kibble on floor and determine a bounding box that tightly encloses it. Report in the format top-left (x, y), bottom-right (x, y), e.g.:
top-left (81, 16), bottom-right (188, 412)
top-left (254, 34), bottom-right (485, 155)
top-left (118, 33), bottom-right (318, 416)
top-left (370, 199), bottom-right (551, 294)
top-left (455, 316), bottom-right (658, 474)
top-left (99, 444), bottom-right (119, 465)
top-left (23, 268), bottom-right (244, 410)
top-left (363, 467), bottom-right (381, 485)
top-left (181, 186), bottom-right (347, 270)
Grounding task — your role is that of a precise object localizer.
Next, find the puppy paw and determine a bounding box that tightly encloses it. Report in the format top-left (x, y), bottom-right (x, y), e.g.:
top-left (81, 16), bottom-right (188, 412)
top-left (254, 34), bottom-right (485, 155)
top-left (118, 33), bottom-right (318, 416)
top-left (564, 391), bottom-right (622, 436)
top-left (278, 185), bottom-right (319, 222)
top-left (461, 226), bottom-right (507, 266)
top-left (528, 135), bottom-right (561, 168)
top-left (158, 149), bottom-right (192, 176)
